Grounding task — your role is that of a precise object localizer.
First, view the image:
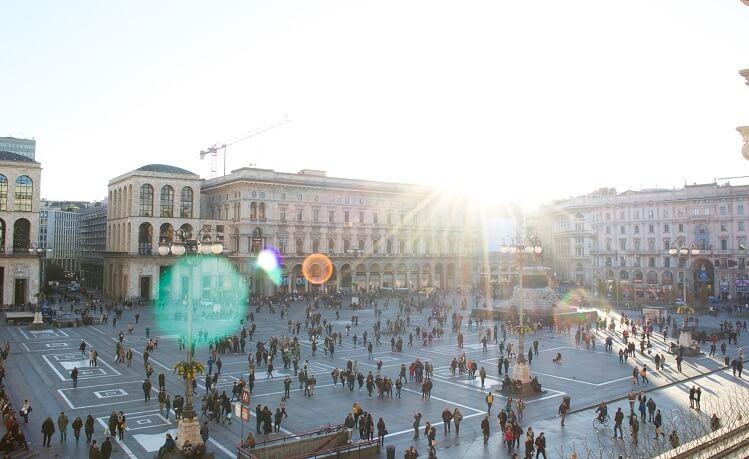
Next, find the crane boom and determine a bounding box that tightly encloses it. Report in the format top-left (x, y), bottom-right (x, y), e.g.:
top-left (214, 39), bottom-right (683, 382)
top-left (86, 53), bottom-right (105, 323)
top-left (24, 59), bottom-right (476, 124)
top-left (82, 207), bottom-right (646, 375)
top-left (200, 115), bottom-right (290, 176)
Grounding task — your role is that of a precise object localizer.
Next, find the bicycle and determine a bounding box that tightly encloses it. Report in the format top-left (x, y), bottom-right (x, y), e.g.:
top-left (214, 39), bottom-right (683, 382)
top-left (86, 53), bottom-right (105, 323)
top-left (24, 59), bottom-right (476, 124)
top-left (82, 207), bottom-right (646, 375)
top-left (593, 414), bottom-right (610, 430)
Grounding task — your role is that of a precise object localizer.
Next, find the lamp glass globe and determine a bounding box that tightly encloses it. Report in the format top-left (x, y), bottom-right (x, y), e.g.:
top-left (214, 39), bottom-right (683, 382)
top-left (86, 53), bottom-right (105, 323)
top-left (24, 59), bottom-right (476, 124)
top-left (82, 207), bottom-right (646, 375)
top-left (157, 245), bottom-right (170, 256)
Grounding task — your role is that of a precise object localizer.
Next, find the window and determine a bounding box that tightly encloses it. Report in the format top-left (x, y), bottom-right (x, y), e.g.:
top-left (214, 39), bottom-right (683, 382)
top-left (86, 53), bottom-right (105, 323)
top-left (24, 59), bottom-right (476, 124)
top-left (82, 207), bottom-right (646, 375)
top-left (278, 240), bottom-right (285, 254)
top-left (664, 224), bottom-right (670, 233)
top-left (259, 202), bottom-right (265, 220)
top-left (721, 239), bottom-right (728, 250)
top-left (693, 208), bottom-right (700, 216)
top-left (373, 213), bottom-right (378, 224)
top-left (359, 212), bottom-right (364, 224)
top-left (721, 223), bottom-right (727, 232)
top-left (297, 209), bottom-right (303, 222)
top-left (296, 239), bottom-right (303, 254)
top-left (14, 176), bottom-right (33, 212)
top-left (139, 184), bottom-right (154, 216)
top-left (633, 239), bottom-right (641, 250)
top-left (720, 206), bottom-right (727, 215)
top-left (314, 195), bottom-right (319, 202)
top-left (160, 185), bottom-right (174, 217)
top-left (372, 239), bottom-right (379, 254)
top-left (312, 239), bottom-right (319, 253)
top-left (606, 239), bottom-right (612, 251)
top-left (386, 240), bottom-right (393, 254)
top-left (387, 214), bottom-right (392, 225)
top-left (664, 257), bottom-right (670, 268)
top-left (329, 210), bottom-right (335, 222)
top-left (313, 209), bottom-right (319, 222)
top-left (605, 213), bottom-right (611, 221)
top-left (740, 222), bottom-right (745, 232)
top-left (298, 193), bottom-right (303, 201)
top-left (606, 257), bottom-right (612, 267)
top-left (281, 193), bottom-right (286, 200)
top-left (250, 202), bottom-right (257, 220)
top-left (180, 187), bottom-right (193, 218)
top-left (400, 214), bottom-right (405, 224)
top-left (741, 257), bottom-right (746, 269)
top-left (704, 207), bottom-right (710, 215)
top-left (634, 225), bottom-right (639, 234)
top-left (328, 239), bottom-right (335, 253)
top-left (678, 223), bottom-right (684, 233)
top-left (740, 204), bottom-right (745, 215)
top-left (358, 240), bottom-right (365, 251)
top-left (606, 225), bottom-right (611, 235)
top-left (620, 225), bottom-right (626, 234)
top-left (663, 239), bottom-right (670, 250)
top-left (344, 211), bottom-right (350, 223)
top-left (413, 215), bottom-right (418, 226)
top-left (648, 224), bottom-right (654, 233)
top-left (648, 239), bottom-right (655, 251)
top-left (648, 210), bottom-right (654, 218)
top-left (619, 211), bottom-right (625, 220)
top-left (619, 239), bottom-right (626, 251)
top-left (343, 239), bottom-right (350, 252)
top-left (399, 240), bottom-right (405, 253)
top-left (280, 208), bottom-right (286, 222)
top-left (649, 257), bottom-right (655, 268)
top-left (0, 175), bottom-right (6, 210)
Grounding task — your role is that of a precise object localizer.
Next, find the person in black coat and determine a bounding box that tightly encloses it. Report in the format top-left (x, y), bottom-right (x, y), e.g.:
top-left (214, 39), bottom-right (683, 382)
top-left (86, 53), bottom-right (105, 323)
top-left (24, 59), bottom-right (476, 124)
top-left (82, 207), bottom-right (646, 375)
top-left (85, 415), bottom-right (95, 443)
top-left (41, 416), bottom-right (55, 447)
top-left (101, 437), bottom-right (112, 459)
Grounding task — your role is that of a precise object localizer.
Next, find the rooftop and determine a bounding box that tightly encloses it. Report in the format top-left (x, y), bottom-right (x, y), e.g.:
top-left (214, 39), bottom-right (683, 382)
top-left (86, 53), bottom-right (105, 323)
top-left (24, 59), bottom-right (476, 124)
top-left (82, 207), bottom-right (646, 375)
top-left (135, 164), bottom-right (195, 175)
top-left (0, 150), bottom-right (38, 163)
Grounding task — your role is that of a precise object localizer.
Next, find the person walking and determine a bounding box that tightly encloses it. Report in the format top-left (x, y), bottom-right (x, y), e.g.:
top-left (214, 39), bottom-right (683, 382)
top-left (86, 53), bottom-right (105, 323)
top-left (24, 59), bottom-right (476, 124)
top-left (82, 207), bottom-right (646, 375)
top-left (58, 411), bottom-right (69, 443)
top-left (535, 432), bottom-right (547, 459)
top-left (481, 415), bottom-right (490, 444)
top-left (89, 439), bottom-right (101, 459)
top-left (377, 417), bottom-right (387, 445)
top-left (72, 367), bottom-right (79, 388)
top-left (441, 408), bottom-right (452, 434)
top-left (42, 416), bottom-right (55, 447)
top-left (654, 409), bottom-right (664, 439)
top-left (85, 414), bottom-right (95, 443)
top-left (117, 411), bottom-right (127, 440)
top-left (413, 412), bottom-right (422, 439)
top-left (101, 437), bottom-right (113, 459)
top-left (20, 400), bottom-right (31, 424)
top-left (72, 416), bottom-right (83, 443)
top-left (453, 407), bottom-right (463, 436)
top-left (613, 407), bottom-right (624, 439)
top-left (486, 392), bottom-right (494, 415)
top-left (558, 400), bottom-right (568, 427)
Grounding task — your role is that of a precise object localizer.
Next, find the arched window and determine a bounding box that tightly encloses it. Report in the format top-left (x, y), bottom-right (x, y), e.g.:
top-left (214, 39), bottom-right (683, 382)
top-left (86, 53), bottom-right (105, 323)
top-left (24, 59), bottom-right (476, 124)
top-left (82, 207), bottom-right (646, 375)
top-left (296, 238), bottom-right (303, 255)
top-left (328, 239), bottom-right (335, 253)
top-left (159, 223), bottom-right (174, 244)
top-left (14, 176), bottom-right (32, 212)
top-left (160, 186), bottom-right (174, 217)
top-left (138, 223), bottom-right (153, 255)
top-left (634, 270), bottom-right (644, 283)
top-left (12, 218), bottom-right (30, 251)
top-left (250, 202), bottom-right (257, 220)
top-left (646, 271), bottom-right (658, 285)
top-left (662, 271), bottom-right (673, 285)
top-left (179, 223), bottom-right (193, 239)
top-left (139, 184), bottom-right (154, 216)
top-left (259, 202), bottom-right (266, 220)
top-left (620, 270), bottom-right (629, 280)
top-left (180, 187), bottom-right (193, 218)
top-left (0, 175), bottom-right (7, 211)
top-left (251, 228), bottom-right (262, 254)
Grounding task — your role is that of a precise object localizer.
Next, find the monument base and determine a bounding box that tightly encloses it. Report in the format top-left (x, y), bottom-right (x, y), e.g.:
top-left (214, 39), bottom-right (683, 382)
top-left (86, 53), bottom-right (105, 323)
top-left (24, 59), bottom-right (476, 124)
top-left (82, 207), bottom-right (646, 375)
top-left (29, 312), bottom-right (46, 330)
top-left (495, 361), bottom-right (543, 396)
top-left (175, 417), bottom-right (203, 450)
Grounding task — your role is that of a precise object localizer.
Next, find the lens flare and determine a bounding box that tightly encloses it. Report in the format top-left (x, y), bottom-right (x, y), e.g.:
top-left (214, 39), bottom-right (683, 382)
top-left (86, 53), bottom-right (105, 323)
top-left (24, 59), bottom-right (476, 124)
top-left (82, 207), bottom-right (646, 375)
top-left (302, 253), bottom-right (333, 285)
top-left (257, 249), bottom-right (279, 271)
top-left (156, 256), bottom-right (248, 346)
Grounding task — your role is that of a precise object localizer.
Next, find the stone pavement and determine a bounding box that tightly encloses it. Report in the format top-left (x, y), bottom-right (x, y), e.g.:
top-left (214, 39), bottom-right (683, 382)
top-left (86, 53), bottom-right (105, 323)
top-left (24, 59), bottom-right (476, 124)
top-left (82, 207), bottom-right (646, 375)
top-left (1, 297), bottom-right (748, 458)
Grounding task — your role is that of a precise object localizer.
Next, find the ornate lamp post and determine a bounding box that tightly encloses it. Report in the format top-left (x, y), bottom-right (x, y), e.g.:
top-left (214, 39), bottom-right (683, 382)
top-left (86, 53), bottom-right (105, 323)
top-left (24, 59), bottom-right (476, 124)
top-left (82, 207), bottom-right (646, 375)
top-left (667, 244), bottom-right (701, 354)
top-left (158, 229), bottom-right (223, 449)
top-left (499, 240), bottom-right (543, 392)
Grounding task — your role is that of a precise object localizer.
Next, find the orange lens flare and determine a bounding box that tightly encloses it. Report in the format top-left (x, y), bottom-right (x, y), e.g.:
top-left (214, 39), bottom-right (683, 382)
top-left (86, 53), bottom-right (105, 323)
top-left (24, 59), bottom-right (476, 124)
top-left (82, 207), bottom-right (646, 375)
top-left (302, 253), bottom-right (334, 285)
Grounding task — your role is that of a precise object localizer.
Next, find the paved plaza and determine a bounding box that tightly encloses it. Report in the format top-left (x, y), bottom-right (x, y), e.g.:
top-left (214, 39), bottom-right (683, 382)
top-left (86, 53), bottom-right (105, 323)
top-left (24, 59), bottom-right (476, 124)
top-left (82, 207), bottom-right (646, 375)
top-left (2, 295), bottom-right (749, 458)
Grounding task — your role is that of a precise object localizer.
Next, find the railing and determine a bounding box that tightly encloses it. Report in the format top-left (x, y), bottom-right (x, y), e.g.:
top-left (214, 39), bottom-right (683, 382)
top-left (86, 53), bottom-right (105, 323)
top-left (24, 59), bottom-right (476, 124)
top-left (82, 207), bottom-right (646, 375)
top-left (299, 438), bottom-right (380, 459)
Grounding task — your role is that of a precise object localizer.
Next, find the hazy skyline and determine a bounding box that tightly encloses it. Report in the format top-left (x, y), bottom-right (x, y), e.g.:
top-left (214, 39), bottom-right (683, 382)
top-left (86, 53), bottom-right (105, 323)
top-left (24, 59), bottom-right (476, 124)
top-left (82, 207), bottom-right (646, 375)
top-left (2, 1), bottom-right (748, 209)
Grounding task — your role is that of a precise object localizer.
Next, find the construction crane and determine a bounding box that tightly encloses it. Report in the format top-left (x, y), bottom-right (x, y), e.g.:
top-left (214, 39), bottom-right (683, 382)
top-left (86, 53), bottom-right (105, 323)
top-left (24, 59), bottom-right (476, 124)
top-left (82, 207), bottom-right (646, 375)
top-left (200, 115), bottom-right (290, 177)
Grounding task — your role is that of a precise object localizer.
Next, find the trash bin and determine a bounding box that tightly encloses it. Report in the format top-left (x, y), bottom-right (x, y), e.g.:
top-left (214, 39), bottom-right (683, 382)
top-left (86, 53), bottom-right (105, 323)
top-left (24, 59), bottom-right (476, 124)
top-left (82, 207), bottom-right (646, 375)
top-left (386, 445), bottom-right (395, 459)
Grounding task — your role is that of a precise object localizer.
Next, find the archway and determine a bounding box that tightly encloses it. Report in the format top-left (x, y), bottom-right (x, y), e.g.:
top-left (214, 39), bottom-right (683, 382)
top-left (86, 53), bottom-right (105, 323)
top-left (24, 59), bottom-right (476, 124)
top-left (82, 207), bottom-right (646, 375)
top-left (279, 264), bottom-right (289, 294)
top-left (159, 223), bottom-right (174, 244)
top-left (369, 263), bottom-right (381, 290)
top-left (410, 263), bottom-right (420, 289)
top-left (340, 263), bottom-right (352, 292)
top-left (355, 263), bottom-right (367, 292)
top-left (326, 265), bottom-right (337, 294)
top-left (12, 218), bottom-right (30, 252)
top-left (395, 263), bottom-right (407, 289)
top-left (291, 264), bottom-right (304, 293)
top-left (422, 263), bottom-right (432, 287)
top-left (434, 263), bottom-right (444, 289)
top-left (383, 263), bottom-right (394, 290)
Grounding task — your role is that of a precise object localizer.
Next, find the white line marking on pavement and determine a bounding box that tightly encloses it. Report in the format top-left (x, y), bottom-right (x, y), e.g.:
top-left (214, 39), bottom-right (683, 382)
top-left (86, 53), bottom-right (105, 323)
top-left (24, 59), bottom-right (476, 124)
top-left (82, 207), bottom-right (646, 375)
top-left (127, 345), bottom-right (173, 372)
top-left (57, 389), bottom-right (75, 409)
top-left (91, 327), bottom-right (108, 335)
top-left (18, 328), bottom-right (30, 340)
top-left (41, 354), bottom-right (67, 381)
top-left (400, 387), bottom-right (484, 414)
top-left (384, 412), bottom-right (485, 439)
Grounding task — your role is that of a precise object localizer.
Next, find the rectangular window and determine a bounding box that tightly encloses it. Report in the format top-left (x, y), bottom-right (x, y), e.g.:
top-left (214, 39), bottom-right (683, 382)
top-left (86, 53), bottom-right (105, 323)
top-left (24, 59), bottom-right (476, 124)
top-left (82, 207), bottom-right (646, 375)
top-left (400, 214), bottom-right (405, 224)
top-left (741, 257), bottom-right (746, 269)
top-left (297, 209), bottom-right (303, 222)
top-left (344, 211), bottom-right (350, 223)
top-left (298, 193), bottom-right (303, 201)
top-left (620, 225), bottom-right (626, 234)
top-left (740, 222), bottom-right (745, 232)
top-left (386, 240), bottom-right (393, 254)
top-left (648, 239), bottom-right (655, 251)
top-left (740, 204), bottom-right (745, 215)
top-left (721, 223), bottom-right (727, 232)
top-left (606, 226), bottom-right (611, 235)
top-left (605, 213), bottom-right (611, 221)
top-left (721, 239), bottom-right (728, 250)
top-left (280, 208), bottom-right (286, 222)
top-left (633, 239), bottom-right (641, 250)
top-left (372, 239), bottom-right (379, 254)
top-left (634, 225), bottom-right (639, 234)
top-left (664, 224), bottom-right (670, 233)
top-left (329, 210), bottom-right (335, 223)
top-left (649, 257), bottom-right (655, 268)
top-left (313, 209), bottom-right (319, 222)
top-left (413, 215), bottom-right (418, 226)
top-left (720, 206), bottom-right (727, 215)
top-left (388, 214), bottom-right (392, 225)
top-left (663, 239), bottom-right (670, 250)
top-left (373, 213), bottom-right (378, 224)
top-left (664, 257), bottom-right (670, 268)
top-left (620, 239), bottom-right (626, 251)
top-left (678, 223), bottom-right (684, 233)
top-left (620, 211), bottom-right (625, 220)
top-left (648, 224), bottom-right (654, 233)
top-left (704, 207), bottom-right (710, 215)
top-left (359, 212), bottom-right (364, 224)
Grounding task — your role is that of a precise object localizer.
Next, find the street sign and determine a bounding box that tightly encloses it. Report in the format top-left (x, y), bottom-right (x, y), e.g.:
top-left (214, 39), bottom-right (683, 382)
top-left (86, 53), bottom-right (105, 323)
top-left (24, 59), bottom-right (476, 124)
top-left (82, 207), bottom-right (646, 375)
top-left (241, 389), bottom-right (251, 405)
top-left (241, 405), bottom-right (250, 422)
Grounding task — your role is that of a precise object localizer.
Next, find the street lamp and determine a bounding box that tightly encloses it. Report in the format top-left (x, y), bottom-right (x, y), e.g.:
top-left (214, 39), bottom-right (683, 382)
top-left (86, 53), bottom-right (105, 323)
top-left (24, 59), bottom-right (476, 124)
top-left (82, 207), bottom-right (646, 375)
top-left (158, 229), bottom-right (223, 450)
top-left (667, 244), bottom-right (701, 354)
top-left (499, 240), bottom-right (543, 392)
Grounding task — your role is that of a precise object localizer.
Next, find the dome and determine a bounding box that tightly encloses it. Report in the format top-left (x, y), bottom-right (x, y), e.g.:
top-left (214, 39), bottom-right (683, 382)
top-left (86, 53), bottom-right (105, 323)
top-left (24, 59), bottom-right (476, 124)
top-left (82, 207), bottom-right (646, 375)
top-left (136, 164), bottom-right (195, 175)
top-left (0, 151), bottom-right (36, 163)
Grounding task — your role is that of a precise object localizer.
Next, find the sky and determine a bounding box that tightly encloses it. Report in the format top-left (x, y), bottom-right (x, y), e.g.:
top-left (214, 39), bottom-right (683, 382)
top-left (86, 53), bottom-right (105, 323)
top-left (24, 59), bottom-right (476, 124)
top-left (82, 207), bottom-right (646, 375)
top-left (1, 1), bottom-right (748, 210)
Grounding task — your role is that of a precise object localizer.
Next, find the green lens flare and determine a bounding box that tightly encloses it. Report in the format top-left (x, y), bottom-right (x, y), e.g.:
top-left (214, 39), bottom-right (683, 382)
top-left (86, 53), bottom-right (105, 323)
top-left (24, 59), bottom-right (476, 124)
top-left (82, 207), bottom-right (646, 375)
top-left (155, 256), bottom-right (248, 346)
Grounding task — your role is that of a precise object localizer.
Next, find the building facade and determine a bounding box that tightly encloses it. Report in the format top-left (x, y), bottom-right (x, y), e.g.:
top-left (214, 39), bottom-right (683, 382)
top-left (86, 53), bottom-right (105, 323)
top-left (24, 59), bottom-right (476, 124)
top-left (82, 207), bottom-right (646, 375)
top-left (0, 151), bottom-right (42, 305)
top-left (78, 202), bottom-right (107, 291)
top-left (39, 207), bottom-right (80, 280)
top-left (0, 137), bottom-right (35, 161)
top-left (534, 182), bottom-right (749, 304)
top-left (103, 165), bottom-right (481, 300)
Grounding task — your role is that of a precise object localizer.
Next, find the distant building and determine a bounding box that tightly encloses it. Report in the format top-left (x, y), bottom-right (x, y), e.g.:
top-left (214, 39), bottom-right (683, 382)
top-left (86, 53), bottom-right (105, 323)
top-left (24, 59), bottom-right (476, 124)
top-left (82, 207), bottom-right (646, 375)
top-left (0, 137), bottom-right (35, 161)
top-left (0, 151), bottom-right (42, 305)
top-left (78, 202), bottom-right (107, 291)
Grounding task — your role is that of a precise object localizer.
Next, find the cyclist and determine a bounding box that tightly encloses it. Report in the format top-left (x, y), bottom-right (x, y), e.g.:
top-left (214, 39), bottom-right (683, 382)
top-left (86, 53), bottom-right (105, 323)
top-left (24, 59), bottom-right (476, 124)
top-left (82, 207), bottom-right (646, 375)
top-left (595, 402), bottom-right (608, 423)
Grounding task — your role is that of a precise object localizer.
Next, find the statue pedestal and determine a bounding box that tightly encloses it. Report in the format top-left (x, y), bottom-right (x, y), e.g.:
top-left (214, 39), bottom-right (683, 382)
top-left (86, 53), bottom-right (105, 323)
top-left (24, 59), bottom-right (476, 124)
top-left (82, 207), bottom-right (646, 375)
top-left (511, 361), bottom-right (531, 384)
top-left (175, 417), bottom-right (203, 450)
top-left (675, 331), bottom-right (701, 357)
